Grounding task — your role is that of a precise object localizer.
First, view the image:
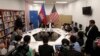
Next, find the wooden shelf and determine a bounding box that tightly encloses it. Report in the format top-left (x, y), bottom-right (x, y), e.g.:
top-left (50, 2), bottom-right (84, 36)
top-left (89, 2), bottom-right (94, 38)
top-left (3, 15), bottom-right (11, 17)
top-left (0, 10), bottom-right (25, 39)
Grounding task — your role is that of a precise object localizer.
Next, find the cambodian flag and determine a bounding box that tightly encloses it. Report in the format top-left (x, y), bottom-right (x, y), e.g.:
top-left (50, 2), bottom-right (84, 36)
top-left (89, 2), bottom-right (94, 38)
top-left (39, 4), bottom-right (47, 25)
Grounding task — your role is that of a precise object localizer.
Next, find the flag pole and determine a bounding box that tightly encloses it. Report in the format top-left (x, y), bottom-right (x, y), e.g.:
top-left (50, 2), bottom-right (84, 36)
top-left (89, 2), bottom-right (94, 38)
top-left (49, 19), bottom-right (52, 29)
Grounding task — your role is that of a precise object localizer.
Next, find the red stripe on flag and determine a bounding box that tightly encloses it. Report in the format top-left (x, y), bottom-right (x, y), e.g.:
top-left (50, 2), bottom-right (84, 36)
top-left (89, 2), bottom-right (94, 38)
top-left (49, 12), bottom-right (59, 22)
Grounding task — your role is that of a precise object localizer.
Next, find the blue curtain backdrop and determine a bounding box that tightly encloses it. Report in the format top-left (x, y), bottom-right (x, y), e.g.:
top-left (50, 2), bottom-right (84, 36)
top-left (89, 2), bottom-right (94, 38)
top-left (29, 11), bottom-right (39, 28)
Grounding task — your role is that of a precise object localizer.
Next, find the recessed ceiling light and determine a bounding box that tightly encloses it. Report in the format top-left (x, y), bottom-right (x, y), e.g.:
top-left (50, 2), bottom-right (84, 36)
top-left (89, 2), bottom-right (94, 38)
top-left (56, 1), bottom-right (68, 4)
top-left (33, 1), bottom-right (45, 3)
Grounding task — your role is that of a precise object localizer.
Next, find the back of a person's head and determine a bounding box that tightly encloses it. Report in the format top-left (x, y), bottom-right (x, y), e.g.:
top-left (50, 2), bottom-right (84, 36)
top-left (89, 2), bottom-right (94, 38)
top-left (24, 35), bottom-right (31, 44)
top-left (66, 23), bottom-right (70, 26)
top-left (78, 31), bottom-right (84, 39)
top-left (70, 35), bottom-right (77, 43)
top-left (74, 27), bottom-right (79, 32)
top-left (15, 35), bottom-right (22, 42)
top-left (79, 24), bottom-right (82, 29)
top-left (42, 36), bottom-right (49, 44)
top-left (62, 39), bottom-right (69, 46)
top-left (75, 22), bottom-right (78, 26)
top-left (14, 27), bottom-right (18, 31)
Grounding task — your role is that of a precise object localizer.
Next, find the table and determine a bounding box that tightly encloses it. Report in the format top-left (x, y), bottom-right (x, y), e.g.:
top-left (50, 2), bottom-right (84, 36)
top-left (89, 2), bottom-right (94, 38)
top-left (22, 28), bottom-right (71, 52)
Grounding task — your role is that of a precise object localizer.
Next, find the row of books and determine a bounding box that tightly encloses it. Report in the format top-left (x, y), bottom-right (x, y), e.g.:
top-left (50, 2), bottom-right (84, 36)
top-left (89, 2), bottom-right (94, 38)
top-left (0, 19), bottom-right (3, 31)
top-left (0, 10), bottom-right (25, 38)
top-left (3, 16), bottom-right (14, 23)
top-left (4, 22), bottom-right (14, 29)
top-left (3, 11), bottom-right (11, 16)
top-left (0, 19), bottom-right (2, 24)
top-left (0, 31), bottom-right (4, 38)
top-left (2, 11), bottom-right (23, 17)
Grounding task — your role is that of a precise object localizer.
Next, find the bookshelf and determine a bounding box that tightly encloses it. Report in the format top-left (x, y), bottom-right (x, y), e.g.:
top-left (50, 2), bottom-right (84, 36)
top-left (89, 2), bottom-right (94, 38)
top-left (0, 11), bottom-right (4, 38)
top-left (0, 9), bottom-right (25, 38)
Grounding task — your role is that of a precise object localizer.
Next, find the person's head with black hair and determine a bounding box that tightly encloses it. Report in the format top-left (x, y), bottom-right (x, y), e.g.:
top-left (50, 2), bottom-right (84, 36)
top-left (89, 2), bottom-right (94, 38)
top-left (15, 35), bottom-right (22, 42)
top-left (42, 35), bottom-right (49, 44)
top-left (24, 35), bottom-right (31, 44)
top-left (64, 23), bottom-right (72, 32)
top-left (73, 27), bottom-right (79, 32)
top-left (29, 22), bottom-right (32, 25)
top-left (75, 22), bottom-right (78, 27)
top-left (70, 35), bottom-right (77, 43)
top-left (14, 27), bottom-right (18, 31)
top-left (78, 31), bottom-right (84, 39)
top-left (62, 39), bottom-right (69, 46)
top-left (79, 24), bottom-right (82, 30)
top-left (71, 21), bottom-right (73, 24)
top-left (89, 20), bottom-right (95, 26)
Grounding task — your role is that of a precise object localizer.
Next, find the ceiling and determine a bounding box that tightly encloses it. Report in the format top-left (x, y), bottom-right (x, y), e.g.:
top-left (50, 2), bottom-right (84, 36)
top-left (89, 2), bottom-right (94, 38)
top-left (27, 0), bottom-right (78, 4)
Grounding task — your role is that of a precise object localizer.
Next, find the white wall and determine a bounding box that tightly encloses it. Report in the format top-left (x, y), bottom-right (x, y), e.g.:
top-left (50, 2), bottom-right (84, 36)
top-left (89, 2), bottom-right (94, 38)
top-left (0, 0), bottom-right (25, 10)
top-left (64, 0), bottom-right (100, 30)
top-left (29, 4), bottom-right (65, 15)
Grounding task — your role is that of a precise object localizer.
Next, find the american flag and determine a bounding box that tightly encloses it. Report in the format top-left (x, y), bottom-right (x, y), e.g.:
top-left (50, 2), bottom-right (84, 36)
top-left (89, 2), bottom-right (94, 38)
top-left (49, 5), bottom-right (59, 23)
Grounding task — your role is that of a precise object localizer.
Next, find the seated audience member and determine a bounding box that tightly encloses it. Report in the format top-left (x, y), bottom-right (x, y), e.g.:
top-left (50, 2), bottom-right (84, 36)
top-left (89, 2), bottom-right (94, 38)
top-left (79, 24), bottom-right (83, 31)
top-left (61, 24), bottom-right (64, 30)
top-left (70, 35), bottom-right (81, 52)
top-left (73, 27), bottom-right (79, 37)
top-left (93, 37), bottom-right (100, 56)
top-left (29, 22), bottom-right (34, 30)
top-left (70, 21), bottom-right (74, 27)
top-left (64, 23), bottom-right (72, 32)
top-left (74, 22), bottom-right (78, 28)
top-left (11, 27), bottom-right (23, 41)
top-left (59, 39), bottom-right (83, 56)
top-left (38, 36), bottom-right (54, 56)
top-left (59, 39), bottom-right (70, 56)
top-left (77, 31), bottom-right (84, 47)
top-left (11, 27), bottom-right (19, 41)
top-left (8, 35), bottom-right (22, 51)
top-left (17, 27), bottom-right (23, 36)
top-left (23, 35), bottom-right (33, 56)
top-left (8, 35), bottom-right (33, 56)
top-left (61, 23), bottom-right (67, 30)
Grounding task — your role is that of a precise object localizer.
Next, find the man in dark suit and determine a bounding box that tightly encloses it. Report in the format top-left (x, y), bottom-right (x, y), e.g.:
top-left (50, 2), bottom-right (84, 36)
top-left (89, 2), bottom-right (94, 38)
top-left (14, 15), bottom-right (23, 29)
top-left (85, 20), bottom-right (99, 56)
top-left (38, 36), bottom-right (54, 56)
